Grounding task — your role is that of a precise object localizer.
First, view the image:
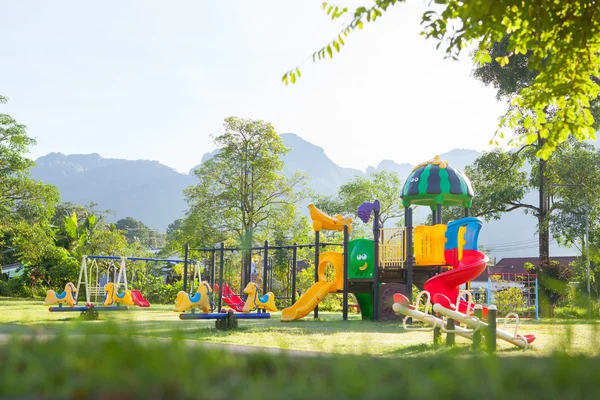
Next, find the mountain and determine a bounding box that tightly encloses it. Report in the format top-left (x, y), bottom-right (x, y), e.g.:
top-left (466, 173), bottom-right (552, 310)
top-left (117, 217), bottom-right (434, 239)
top-left (31, 153), bottom-right (195, 231)
top-left (29, 136), bottom-right (575, 259)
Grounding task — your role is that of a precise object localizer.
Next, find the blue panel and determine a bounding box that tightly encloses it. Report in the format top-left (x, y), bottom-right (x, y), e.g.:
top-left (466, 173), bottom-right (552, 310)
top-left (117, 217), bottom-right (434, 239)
top-left (92, 306), bottom-right (129, 311)
top-left (444, 217), bottom-right (483, 250)
top-left (178, 312), bottom-right (271, 320)
top-left (189, 292), bottom-right (201, 302)
top-left (179, 313), bottom-right (228, 320)
top-left (87, 255), bottom-right (188, 263)
top-left (258, 294), bottom-right (270, 304)
top-left (49, 306), bottom-right (90, 312)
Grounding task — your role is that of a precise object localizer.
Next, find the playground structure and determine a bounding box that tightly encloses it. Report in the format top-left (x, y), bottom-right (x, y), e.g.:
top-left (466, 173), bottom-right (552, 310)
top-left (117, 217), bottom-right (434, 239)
top-left (278, 155), bottom-right (536, 348)
top-left (386, 155), bottom-right (536, 348)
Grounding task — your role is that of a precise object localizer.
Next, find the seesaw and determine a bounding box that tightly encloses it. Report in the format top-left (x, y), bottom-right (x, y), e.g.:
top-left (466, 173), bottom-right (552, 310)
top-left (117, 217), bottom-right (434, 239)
top-left (175, 282), bottom-right (274, 329)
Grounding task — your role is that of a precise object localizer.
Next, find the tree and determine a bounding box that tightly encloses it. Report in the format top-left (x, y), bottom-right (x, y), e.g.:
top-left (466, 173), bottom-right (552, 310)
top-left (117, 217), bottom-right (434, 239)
top-left (0, 95), bottom-right (60, 267)
top-left (316, 170), bottom-right (403, 225)
top-left (282, 2), bottom-right (600, 160)
top-left (115, 217), bottom-right (166, 249)
top-left (459, 140), bottom-right (600, 263)
top-left (184, 117), bottom-right (307, 286)
top-left (468, 35), bottom-right (600, 263)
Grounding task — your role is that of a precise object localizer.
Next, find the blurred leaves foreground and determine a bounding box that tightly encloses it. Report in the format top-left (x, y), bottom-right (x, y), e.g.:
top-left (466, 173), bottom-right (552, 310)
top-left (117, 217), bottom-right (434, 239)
top-left (1, 328), bottom-right (600, 400)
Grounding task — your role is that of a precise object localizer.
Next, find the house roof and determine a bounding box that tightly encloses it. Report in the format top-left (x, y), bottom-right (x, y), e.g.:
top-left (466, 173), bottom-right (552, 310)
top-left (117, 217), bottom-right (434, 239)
top-left (1, 263), bottom-right (25, 278)
top-left (472, 256), bottom-right (579, 281)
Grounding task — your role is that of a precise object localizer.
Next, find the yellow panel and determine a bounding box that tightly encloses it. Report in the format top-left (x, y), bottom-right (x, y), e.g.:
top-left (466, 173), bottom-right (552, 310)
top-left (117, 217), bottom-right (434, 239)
top-left (457, 225), bottom-right (467, 261)
top-left (379, 227), bottom-right (406, 268)
top-left (414, 224), bottom-right (447, 266)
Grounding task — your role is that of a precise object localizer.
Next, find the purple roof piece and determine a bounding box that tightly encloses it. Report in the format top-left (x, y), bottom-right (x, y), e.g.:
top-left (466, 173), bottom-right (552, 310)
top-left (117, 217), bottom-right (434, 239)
top-left (357, 200), bottom-right (381, 223)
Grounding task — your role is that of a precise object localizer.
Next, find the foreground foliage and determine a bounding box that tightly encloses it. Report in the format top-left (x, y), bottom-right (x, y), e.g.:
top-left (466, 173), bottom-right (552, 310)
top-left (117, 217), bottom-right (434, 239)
top-left (2, 333), bottom-right (600, 399)
top-left (284, 1), bottom-right (600, 159)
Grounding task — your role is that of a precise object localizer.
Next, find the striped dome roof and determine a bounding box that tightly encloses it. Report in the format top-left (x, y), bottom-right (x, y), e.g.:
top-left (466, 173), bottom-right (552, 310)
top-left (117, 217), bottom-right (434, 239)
top-left (401, 155), bottom-right (474, 208)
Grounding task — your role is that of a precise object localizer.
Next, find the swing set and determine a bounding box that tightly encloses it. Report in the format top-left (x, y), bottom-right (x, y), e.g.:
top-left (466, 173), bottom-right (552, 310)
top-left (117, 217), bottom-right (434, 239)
top-left (45, 255), bottom-right (197, 313)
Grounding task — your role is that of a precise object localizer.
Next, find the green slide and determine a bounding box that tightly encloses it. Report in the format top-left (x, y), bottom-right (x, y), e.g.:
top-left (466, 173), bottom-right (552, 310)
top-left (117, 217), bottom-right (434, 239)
top-left (354, 293), bottom-right (373, 320)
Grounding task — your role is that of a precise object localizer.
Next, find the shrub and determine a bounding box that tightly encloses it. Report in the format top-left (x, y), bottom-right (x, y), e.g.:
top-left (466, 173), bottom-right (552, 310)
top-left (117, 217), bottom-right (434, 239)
top-left (494, 287), bottom-right (527, 316)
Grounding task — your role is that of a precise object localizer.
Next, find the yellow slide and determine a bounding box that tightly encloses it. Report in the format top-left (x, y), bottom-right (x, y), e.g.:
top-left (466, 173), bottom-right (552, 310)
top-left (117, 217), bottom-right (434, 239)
top-left (281, 251), bottom-right (344, 322)
top-left (281, 281), bottom-right (337, 321)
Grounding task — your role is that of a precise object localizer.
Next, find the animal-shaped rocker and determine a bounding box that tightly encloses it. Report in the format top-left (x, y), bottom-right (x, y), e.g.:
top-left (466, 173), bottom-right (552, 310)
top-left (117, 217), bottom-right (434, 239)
top-left (173, 281), bottom-right (212, 313)
top-left (242, 282), bottom-right (277, 312)
top-left (103, 282), bottom-right (134, 307)
top-left (44, 282), bottom-right (77, 307)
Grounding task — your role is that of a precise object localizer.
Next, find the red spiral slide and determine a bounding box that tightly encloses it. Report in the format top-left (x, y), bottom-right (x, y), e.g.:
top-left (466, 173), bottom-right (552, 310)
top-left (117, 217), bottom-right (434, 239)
top-left (423, 249), bottom-right (488, 317)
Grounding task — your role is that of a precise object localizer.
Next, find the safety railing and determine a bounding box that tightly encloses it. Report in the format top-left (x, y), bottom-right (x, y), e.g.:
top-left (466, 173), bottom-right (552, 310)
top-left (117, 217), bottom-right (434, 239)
top-left (379, 227), bottom-right (406, 268)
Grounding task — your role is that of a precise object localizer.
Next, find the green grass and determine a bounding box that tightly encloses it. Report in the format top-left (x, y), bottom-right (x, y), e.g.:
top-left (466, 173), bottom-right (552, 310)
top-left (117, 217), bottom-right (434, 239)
top-left (2, 297), bottom-right (600, 357)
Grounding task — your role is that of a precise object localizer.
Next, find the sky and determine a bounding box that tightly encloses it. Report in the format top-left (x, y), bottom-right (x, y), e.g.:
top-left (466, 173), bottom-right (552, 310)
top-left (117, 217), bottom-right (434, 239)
top-left (1, 0), bottom-right (508, 173)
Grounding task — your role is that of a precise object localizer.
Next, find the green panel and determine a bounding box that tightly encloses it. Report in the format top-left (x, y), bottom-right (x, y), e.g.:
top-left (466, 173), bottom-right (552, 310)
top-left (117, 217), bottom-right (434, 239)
top-left (417, 164), bottom-right (432, 195)
top-left (457, 169), bottom-right (469, 196)
top-left (348, 238), bottom-right (374, 279)
top-left (354, 293), bottom-right (373, 320)
top-left (439, 167), bottom-right (450, 194)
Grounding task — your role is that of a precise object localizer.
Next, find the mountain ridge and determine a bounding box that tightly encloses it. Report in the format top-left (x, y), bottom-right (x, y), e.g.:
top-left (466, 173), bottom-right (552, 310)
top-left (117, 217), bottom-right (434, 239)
top-left (28, 134), bottom-right (575, 259)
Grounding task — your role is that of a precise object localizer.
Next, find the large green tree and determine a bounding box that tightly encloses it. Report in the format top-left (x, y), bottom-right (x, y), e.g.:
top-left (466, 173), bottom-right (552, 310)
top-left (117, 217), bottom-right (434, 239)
top-left (115, 217), bottom-right (166, 249)
top-left (453, 140), bottom-right (600, 263)
top-left (283, 1), bottom-right (600, 159)
top-left (468, 35), bottom-right (600, 263)
top-left (0, 95), bottom-right (60, 268)
top-left (184, 117), bottom-right (307, 286)
top-left (316, 170), bottom-right (403, 225)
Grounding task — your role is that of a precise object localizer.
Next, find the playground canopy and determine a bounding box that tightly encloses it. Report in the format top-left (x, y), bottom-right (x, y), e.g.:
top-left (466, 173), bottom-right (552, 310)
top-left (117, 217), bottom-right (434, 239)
top-left (401, 155), bottom-right (474, 209)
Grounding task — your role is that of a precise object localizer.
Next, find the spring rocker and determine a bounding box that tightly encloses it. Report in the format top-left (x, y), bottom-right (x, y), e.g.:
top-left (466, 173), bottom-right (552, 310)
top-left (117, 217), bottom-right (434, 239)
top-left (242, 282), bottom-right (277, 312)
top-left (103, 282), bottom-right (134, 307)
top-left (44, 282), bottom-right (78, 308)
top-left (173, 281), bottom-right (212, 313)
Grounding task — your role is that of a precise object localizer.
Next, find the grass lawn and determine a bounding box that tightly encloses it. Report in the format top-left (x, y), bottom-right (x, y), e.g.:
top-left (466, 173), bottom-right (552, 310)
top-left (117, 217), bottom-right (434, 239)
top-left (2, 297), bottom-right (600, 357)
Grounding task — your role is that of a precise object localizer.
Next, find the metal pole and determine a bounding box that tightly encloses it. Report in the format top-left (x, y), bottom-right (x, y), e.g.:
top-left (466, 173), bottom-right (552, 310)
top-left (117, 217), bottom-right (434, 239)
top-left (343, 225), bottom-right (349, 321)
top-left (585, 188), bottom-right (591, 318)
top-left (210, 249), bottom-right (216, 290)
top-left (263, 240), bottom-right (269, 295)
top-left (218, 243), bottom-right (224, 311)
top-left (405, 207), bottom-right (413, 303)
top-left (464, 207), bottom-right (470, 218)
top-left (373, 206), bottom-right (380, 321)
top-left (535, 276), bottom-right (539, 321)
top-left (183, 243), bottom-right (189, 293)
top-left (436, 204), bottom-right (442, 224)
top-left (292, 243), bottom-right (297, 304)
top-left (487, 276), bottom-right (492, 306)
top-left (314, 230), bottom-right (320, 319)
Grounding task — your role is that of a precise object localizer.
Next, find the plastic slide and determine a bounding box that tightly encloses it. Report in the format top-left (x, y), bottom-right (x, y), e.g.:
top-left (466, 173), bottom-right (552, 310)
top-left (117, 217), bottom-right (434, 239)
top-left (354, 293), bottom-right (373, 320)
top-left (214, 283), bottom-right (245, 312)
top-left (281, 281), bottom-right (338, 321)
top-left (424, 249), bottom-right (489, 317)
top-left (130, 290), bottom-right (150, 307)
